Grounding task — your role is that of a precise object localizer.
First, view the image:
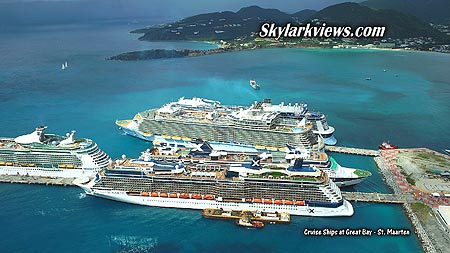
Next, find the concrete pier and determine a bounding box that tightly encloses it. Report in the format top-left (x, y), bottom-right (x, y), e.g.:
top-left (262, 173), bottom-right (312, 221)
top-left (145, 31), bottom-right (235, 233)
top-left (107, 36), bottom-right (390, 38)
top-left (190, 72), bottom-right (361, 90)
top-left (325, 146), bottom-right (380, 156)
top-left (342, 191), bottom-right (417, 204)
top-left (0, 175), bottom-right (75, 186)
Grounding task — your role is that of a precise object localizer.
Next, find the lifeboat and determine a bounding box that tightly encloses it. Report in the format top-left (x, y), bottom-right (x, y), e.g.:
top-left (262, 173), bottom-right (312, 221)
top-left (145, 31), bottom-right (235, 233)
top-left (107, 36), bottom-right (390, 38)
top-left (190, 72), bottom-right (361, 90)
top-left (253, 198), bottom-right (262, 203)
top-left (204, 194), bottom-right (214, 200)
top-left (140, 192), bottom-right (149, 197)
top-left (159, 193), bottom-right (168, 198)
top-left (66, 164), bottom-right (74, 169)
top-left (192, 194), bottom-right (202, 199)
top-left (5, 162), bottom-right (13, 166)
top-left (284, 200), bottom-right (294, 205)
top-left (295, 200), bottom-right (305, 206)
top-left (21, 163), bottom-right (28, 167)
top-left (274, 199), bottom-right (283, 205)
top-left (169, 193), bottom-right (178, 198)
top-left (180, 193), bottom-right (189, 199)
top-left (0, 162), bottom-right (5, 165)
top-left (58, 164), bottom-right (66, 168)
top-left (150, 192), bottom-right (158, 197)
top-left (245, 198), bottom-right (252, 203)
top-left (263, 199), bottom-right (273, 204)
top-left (28, 163), bottom-right (36, 167)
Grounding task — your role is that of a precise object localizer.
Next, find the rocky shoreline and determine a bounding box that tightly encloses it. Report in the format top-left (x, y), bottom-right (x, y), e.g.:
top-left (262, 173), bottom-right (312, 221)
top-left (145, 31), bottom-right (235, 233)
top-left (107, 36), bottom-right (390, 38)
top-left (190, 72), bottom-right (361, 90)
top-left (375, 154), bottom-right (439, 253)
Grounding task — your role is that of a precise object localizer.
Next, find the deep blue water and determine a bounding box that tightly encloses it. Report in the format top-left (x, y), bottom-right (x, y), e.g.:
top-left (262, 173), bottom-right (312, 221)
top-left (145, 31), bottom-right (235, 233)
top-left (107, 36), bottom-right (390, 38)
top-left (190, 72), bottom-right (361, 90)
top-left (1, 19), bottom-right (449, 252)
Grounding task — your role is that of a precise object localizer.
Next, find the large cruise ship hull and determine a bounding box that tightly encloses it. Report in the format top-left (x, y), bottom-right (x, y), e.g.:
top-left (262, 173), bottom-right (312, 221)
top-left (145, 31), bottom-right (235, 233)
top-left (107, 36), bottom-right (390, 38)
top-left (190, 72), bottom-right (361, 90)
top-left (85, 188), bottom-right (354, 217)
top-left (0, 165), bottom-right (99, 178)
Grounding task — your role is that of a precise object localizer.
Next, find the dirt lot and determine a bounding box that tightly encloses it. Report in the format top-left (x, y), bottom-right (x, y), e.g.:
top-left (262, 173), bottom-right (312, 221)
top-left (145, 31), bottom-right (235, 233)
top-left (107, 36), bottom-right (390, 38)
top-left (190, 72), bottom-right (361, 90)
top-left (397, 150), bottom-right (450, 193)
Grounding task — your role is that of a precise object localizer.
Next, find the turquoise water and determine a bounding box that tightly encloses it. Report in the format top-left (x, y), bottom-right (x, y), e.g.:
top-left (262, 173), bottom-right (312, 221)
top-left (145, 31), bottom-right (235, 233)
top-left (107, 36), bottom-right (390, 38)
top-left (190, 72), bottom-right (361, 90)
top-left (2, 20), bottom-right (450, 252)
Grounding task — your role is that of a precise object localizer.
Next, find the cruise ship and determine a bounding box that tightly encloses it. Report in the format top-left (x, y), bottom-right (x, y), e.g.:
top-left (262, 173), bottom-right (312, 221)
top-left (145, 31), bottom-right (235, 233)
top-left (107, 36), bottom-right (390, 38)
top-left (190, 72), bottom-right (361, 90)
top-left (144, 141), bottom-right (371, 187)
top-left (74, 156), bottom-right (354, 217)
top-left (116, 97), bottom-right (336, 152)
top-left (0, 126), bottom-right (111, 178)
top-left (285, 145), bottom-right (371, 187)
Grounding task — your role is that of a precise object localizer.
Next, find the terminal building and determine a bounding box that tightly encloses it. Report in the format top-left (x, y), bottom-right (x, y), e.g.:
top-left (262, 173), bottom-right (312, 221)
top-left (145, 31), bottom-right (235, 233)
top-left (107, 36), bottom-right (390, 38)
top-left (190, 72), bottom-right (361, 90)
top-left (437, 205), bottom-right (450, 233)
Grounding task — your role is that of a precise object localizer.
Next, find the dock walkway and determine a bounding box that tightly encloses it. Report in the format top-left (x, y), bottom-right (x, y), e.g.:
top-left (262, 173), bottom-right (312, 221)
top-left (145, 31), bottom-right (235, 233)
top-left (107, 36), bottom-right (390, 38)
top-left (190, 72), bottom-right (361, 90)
top-left (325, 146), bottom-right (380, 156)
top-left (342, 191), bottom-right (417, 204)
top-left (0, 175), bottom-right (75, 186)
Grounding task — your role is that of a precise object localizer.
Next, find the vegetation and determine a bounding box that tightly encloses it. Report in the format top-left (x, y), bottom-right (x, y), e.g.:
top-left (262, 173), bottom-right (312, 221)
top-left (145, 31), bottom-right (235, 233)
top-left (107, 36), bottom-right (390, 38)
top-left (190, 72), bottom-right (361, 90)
top-left (354, 169), bottom-right (372, 177)
top-left (410, 202), bottom-right (432, 221)
top-left (416, 151), bottom-right (449, 165)
top-left (133, 4), bottom-right (448, 43)
top-left (400, 169), bottom-right (416, 185)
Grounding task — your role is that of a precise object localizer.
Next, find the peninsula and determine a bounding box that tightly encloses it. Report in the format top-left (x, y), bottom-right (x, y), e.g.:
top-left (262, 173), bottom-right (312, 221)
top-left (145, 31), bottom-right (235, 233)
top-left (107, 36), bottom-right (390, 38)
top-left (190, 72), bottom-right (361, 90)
top-left (108, 3), bottom-right (450, 61)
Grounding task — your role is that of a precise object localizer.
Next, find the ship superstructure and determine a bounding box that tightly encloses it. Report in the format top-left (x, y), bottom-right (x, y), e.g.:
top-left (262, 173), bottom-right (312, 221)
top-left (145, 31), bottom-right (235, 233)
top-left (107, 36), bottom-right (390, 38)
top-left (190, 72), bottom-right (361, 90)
top-left (0, 126), bottom-right (111, 178)
top-left (116, 97), bottom-right (336, 152)
top-left (75, 155), bottom-right (354, 217)
top-left (285, 145), bottom-right (371, 187)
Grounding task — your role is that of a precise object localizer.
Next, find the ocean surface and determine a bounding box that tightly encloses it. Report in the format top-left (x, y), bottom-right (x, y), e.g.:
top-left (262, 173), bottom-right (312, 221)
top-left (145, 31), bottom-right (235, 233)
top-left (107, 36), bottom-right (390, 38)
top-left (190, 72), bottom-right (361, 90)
top-left (1, 19), bottom-right (449, 252)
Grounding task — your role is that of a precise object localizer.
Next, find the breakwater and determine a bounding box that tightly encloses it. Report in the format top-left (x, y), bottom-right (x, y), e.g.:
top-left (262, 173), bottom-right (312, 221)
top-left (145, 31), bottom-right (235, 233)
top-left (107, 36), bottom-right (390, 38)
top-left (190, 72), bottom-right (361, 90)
top-left (376, 151), bottom-right (438, 253)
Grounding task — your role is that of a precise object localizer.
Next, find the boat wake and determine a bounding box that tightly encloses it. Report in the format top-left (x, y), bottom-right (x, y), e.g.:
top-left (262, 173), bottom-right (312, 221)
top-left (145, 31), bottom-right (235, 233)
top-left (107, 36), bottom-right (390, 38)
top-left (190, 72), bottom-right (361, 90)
top-left (108, 235), bottom-right (157, 253)
top-left (78, 193), bottom-right (86, 199)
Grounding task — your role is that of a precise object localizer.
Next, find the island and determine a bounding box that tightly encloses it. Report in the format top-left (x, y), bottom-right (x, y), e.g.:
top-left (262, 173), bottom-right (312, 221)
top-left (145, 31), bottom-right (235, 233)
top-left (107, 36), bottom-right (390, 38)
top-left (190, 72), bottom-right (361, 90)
top-left (108, 3), bottom-right (450, 61)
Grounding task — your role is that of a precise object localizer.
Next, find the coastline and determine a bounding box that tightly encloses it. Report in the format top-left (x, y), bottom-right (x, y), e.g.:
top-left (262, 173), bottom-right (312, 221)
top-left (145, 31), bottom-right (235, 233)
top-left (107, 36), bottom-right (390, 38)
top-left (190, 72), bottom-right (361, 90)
top-left (108, 42), bottom-right (449, 61)
top-left (374, 150), bottom-right (450, 253)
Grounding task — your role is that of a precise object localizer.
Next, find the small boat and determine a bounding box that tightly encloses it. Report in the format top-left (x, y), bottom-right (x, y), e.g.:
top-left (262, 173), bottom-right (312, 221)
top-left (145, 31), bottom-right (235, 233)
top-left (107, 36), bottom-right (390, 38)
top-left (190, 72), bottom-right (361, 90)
top-left (263, 199), bottom-right (272, 204)
top-left (250, 80), bottom-right (260, 90)
top-left (202, 208), bottom-right (290, 223)
top-left (204, 194), bottom-right (214, 200)
top-left (253, 198), bottom-right (262, 203)
top-left (444, 149), bottom-right (450, 155)
top-left (379, 141), bottom-right (399, 150)
top-left (295, 200), bottom-right (305, 206)
top-left (284, 200), bottom-right (294, 205)
top-left (236, 217), bottom-right (264, 228)
top-left (180, 193), bottom-right (189, 199)
top-left (192, 194), bottom-right (202, 199)
top-left (365, 77), bottom-right (372, 81)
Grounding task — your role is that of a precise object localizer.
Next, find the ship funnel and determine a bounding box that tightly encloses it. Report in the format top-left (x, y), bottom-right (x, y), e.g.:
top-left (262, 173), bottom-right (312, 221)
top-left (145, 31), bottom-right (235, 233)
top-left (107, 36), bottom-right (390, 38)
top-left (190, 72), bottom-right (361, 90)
top-left (59, 130), bottom-right (76, 146)
top-left (251, 156), bottom-right (262, 169)
top-left (14, 126), bottom-right (47, 144)
top-left (293, 158), bottom-right (303, 168)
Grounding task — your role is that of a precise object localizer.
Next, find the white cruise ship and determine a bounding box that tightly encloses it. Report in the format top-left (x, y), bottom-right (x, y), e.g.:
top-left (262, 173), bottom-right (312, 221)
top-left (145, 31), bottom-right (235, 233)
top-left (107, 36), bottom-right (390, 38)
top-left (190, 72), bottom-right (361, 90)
top-left (116, 97), bottom-right (336, 152)
top-left (0, 126), bottom-right (111, 178)
top-left (74, 156), bottom-right (354, 217)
